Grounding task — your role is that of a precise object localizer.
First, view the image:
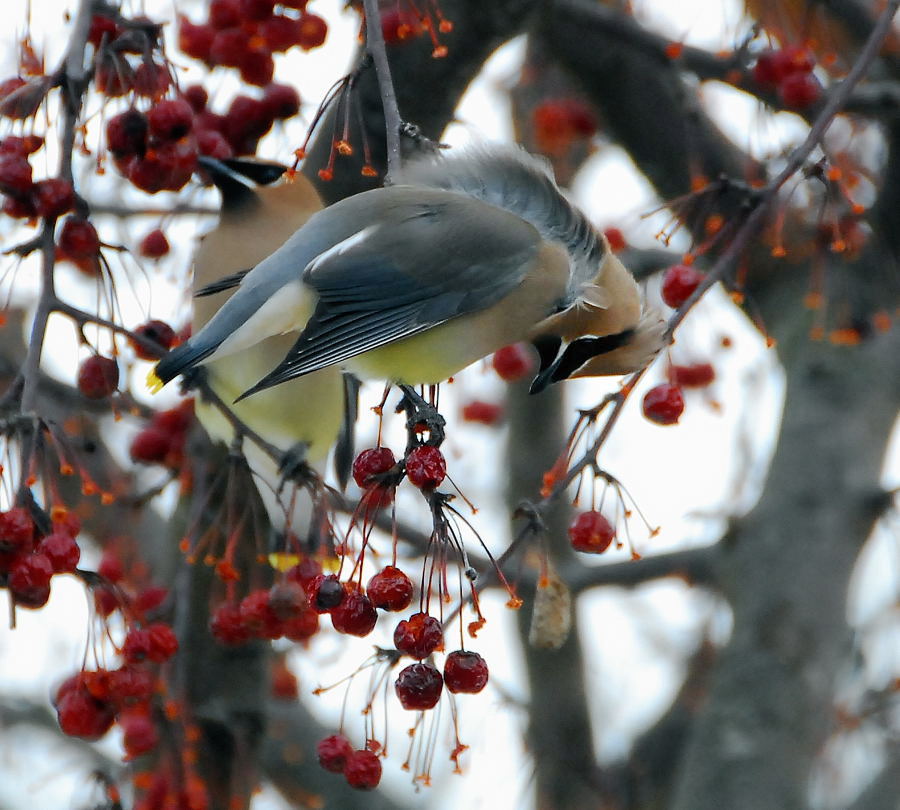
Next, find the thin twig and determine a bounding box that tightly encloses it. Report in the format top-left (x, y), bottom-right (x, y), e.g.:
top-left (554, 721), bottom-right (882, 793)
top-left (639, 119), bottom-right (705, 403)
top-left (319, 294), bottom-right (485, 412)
top-left (362, 0), bottom-right (402, 182)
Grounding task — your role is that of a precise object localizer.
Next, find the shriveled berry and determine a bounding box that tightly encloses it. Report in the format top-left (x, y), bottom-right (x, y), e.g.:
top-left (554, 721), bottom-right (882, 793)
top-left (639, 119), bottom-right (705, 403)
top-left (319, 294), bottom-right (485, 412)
top-left (182, 85), bottom-right (208, 113)
top-left (317, 733), bottom-right (353, 773)
top-left (261, 16), bottom-right (301, 52)
top-left (444, 650), bottom-right (489, 693)
top-left (568, 510), bottom-right (615, 554)
top-left (239, 589), bottom-right (282, 639)
top-left (9, 552), bottom-right (53, 608)
top-left (367, 565), bottom-right (413, 611)
top-left (108, 665), bottom-right (155, 706)
top-left (130, 320), bottom-right (176, 360)
top-left (33, 178), bottom-right (74, 217)
top-left (147, 98), bottom-right (194, 141)
top-left (352, 448), bottom-right (396, 485)
top-left (239, 48), bottom-right (275, 87)
top-left (281, 608), bottom-right (319, 642)
top-left (77, 356), bottom-right (119, 399)
top-left (240, 0), bottom-right (276, 22)
top-left (139, 228), bottom-right (170, 259)
top-left (394, 612), bottom-right (443, 659)
top-left (395, 662), bottom-right (443, 710)
top-left (178, 17), bottom-right (215, 62)
top-left (106, 109), bottom-right (148, 157)
top-left (210, 28), bottom-right (252, 68)
top-left (492, 343), bottom-right (534, 381)
top-left (210, 602), bottom-right (252, 645)
top-left (58, 217), bottom-right (100, 259)
top-left (56, 687), bottom-right (115, 739)
top-left (0, 507), bottom-right (34, 553)
top-left (307, 573), bottom-right (344, 613)
top-left (0, 154), bottom-right (33, 196)
top-left (209, 0), bottom-right (242, 29)
top-left (660, 264), bottom-right (704, 309)
top-left (642, 383), bottom-right (685, 425)
top-left (267, 580), bottom-right (307, 621)
top-left (330, 587), bottom-right (378, 637)
top-left (405, 445), bottom-right (446, 489)
top-left (38, 532), bottom-right (81, 572)
top-left (344, 748), bottom-right (382, 790)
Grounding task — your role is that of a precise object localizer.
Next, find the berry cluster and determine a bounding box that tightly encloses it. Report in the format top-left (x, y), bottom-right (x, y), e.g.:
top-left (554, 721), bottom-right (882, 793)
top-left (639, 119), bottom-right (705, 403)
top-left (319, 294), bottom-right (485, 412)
top-left (0, 507), bottom-right (80, 609)
top-left (379, 1), bottom-right (452, 57)
top-left (178, 0), bottom-right (327, 88)
top-left (752, 45), bottom-right (822, 110)
top-left (0, 134), bottom-right (75, 221)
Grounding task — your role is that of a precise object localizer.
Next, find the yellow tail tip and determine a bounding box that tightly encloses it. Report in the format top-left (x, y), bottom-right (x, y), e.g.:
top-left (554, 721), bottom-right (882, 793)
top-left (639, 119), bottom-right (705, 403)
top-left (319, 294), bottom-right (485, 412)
top-left (268, 552), bottom-right (301, 572)
top-left (146, 368), bottom-right (165, 394)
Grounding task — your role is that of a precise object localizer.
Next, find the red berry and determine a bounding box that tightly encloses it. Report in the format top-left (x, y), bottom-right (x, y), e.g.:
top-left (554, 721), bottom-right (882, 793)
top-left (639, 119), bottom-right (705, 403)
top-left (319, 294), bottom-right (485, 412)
top-left (94, 60), bottom-right (133, 98)
top-left (77, 356), bottom-right (119, 399)
top-left (178, 17), bottom-right (215, 62)
top-left (121, 710), bottom-right (159, 757)
top-left (296, 12), bottom-right (328, 50)
top-left (31, 177), bottom-right (75, 217)
top-left (145, 622), bottom-right (179, 661)
top-left (209, 0), bottom-right (242, 29)
top-left (405, 445), bottom-right (446, 489)
top-left (343, 749), bottom-right (382, 790)
top-left (394, 662), bottom-right (443, 710)
top-left (87, 14), bottom-right (120, 47)
top-left (306, 573), bottom-right (344, 613)
top-left (267, 580), bottom-right (306, 621)
top-left (461, 399), bottom-right (503, 425)
top-left (240, 0), bottom-right (276, 22)
top-left (3, 193), bottom-right (37, 219)
top-left (130, 320), bottom-right (176, 360)
top-left (670, 362), bottom-right (715, 388)
top-left (130, 427), bottom-right (171, 464)
top-left (568, 510), bottom-right (616, 554)
top-left (147, 98), bottom-right (194, 141)
top-left (0, 135), bottom-right (43, 156)
top-left (94, 585), bottom-right (119, 617)
top-left (210, 602), bottom-right (252, 645)
top-left (352, 447), bottom-right (396, 487)
top-left (271, 659), bottom-right (299, 699)
top-left (642, 383), bottom-right (685, 425)
top-left (56, 687), bottom-right (115, 739)
top-left (38, 532), bottom-right (81, 572)
top-left (281, 608), bottom-right (320, 642)
top-left (753, 46), bottom-right (816, 87)
top-left (8, 552), bottom-right (53, 608)
top-left (393, 612), bottom-right (443, 659)
top-left (444, 650), bottom-right (489, 694)
top-left (317, 734), bottom-right (353, 773)
top-left (660, 264), bottom-right (704, 309)
top-left (134, 585), bottom-right (169, 616)
top-left (261, 16), bottom-right (301, 52)
top-left (106, 109), bottom-right (148, 157)
top-left (382, 7), bottom-right (421, 44)
top-left (239, 48), bottom-right (275, 87)
top-left (58, 217), bottom-right (100, 259)
top-left (182, 85), bottom-right (208, 113)
top-left (239, 589), bottom-right (282, 639)
top-left (262, 82), bottom-right (301, 119)
top-left (0, 507), bottom-right (34, 553)
top-left (98, 549), bottom-right (124, 583)
top-left (492, 343), bottom-right (534, 381)
top-left (603, 226), bottom-right (627, 252)
top-left (139, 228), bottom-right (170, 259)
top-left (210, 28), bottom-right (252, 68)
top-left (151, 399), bottom-right (194, 435)
top-left (779, 71), bottom-right (822, 109)
top-left (367, 565), bottom-right (413, 611)
top-left (330, 587), bottom-right (378, 637)
top-left (134, 62), bottom-right (171, 100)
top-left (533, 98), bottom-right (597, 154)
top-left (108, 665), bottom-right (155, 706)
top-left (0, 154), bottom-right (32, 196)
top-left (196, 128), bottom-right (233, 159)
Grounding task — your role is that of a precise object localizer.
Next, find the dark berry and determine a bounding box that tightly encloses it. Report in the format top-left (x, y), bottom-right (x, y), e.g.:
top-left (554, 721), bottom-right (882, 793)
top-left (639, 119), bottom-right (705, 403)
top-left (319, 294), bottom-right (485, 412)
top-left (394, 662), bottom-right (443, 710)
top-left (642, 383), bottom-right (685, 425)
top-left (405, 445), bottom-right (446, 489)
top-left (367, 565), bottom-right (413, 611)
top-left (317, 733), bottom-right (353, 773)
top-left (77, 356), bottom-right (119, 399)
top-left (393, 612), bottom-right (443, 659)
top-left (444, 650), bottom-right (489, 694)
top-left (307, 573), bottom-right (344, 613)
top-left (343, 749), bottom-right (382, 790)
top-left (568, 510), bottom-right (615, 554)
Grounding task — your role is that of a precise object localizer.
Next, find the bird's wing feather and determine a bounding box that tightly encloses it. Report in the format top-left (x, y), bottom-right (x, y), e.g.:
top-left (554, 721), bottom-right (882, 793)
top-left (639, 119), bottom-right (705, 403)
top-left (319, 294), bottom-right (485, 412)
top-left (240, 197), bottom-right (542, 396)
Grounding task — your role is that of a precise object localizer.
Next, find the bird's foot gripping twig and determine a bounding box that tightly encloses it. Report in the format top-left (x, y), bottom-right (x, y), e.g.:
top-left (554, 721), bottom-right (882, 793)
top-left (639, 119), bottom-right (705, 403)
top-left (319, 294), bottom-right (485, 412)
top-left (396, 385), bottom-right (446, 449)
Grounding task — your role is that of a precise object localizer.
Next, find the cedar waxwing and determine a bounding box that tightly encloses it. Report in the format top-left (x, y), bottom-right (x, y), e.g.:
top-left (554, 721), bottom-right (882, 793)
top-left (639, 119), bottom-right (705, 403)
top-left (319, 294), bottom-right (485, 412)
top-left (189, 157), bottom-right (344, 532)
top-left (154, 144), bottom-right (664, 400)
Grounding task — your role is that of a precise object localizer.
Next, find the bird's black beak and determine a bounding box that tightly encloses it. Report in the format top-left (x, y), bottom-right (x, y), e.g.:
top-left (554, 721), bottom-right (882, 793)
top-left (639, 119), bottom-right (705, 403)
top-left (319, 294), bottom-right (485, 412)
top-left (528, 329), bottom-right (637, 394)
top-left (529, 335), bottom-right (562, 394)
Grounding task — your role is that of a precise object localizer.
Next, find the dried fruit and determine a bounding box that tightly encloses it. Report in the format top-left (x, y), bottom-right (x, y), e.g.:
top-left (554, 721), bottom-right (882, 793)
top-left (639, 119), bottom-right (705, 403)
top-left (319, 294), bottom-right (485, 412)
top-left (394, 662), bottom-right (443, 710)
top-left (405, 445), bottom-right (446, 489)
top-left (642, 383), bottom-right (685, 425)
top-left (443, 650), bottom-right (489, 693)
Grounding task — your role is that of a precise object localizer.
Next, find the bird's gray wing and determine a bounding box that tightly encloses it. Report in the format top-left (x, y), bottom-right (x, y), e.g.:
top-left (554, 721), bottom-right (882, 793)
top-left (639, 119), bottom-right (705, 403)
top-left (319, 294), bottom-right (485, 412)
top-left (240, 197), bottom-right (542, 396)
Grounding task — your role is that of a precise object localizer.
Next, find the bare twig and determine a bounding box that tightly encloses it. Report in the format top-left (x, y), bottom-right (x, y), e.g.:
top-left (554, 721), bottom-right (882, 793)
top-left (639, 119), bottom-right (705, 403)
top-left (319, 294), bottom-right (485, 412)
top-left (362, 0), bottom-right (402, 181)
